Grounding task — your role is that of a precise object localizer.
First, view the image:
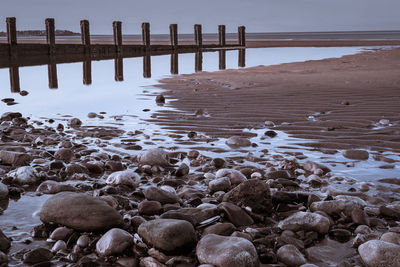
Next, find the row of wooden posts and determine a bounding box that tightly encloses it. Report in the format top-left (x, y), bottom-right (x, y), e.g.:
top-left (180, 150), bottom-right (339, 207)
top-left (4, 17), bottom-right (246, 55)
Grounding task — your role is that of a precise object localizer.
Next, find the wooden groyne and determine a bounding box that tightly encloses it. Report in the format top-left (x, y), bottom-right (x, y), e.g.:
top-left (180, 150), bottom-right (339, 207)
top-left (0, 17), bottom-right (245, 63)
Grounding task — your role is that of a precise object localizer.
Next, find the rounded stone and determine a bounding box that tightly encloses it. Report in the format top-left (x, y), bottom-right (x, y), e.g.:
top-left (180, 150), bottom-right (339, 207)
top-left (96, 228), bottom-right (133, 257)
top-left (277, 244), bottom-right (306, 267)
top-left (143, 186), bottom-right (179, 204)
top-left (39, 192), bottom-right (123, 232)
top-left (54, 148), bottom-right (75, 162)
top-left (278, 211), bottom-right (331, 234)
top-left (138, 219), bottom-right (196, 252)
top-left (138, 200), bottom-right (163, 216)
top-left (138, 148), bottom-right (170, 167)
top-left (343, 150), bottom-right (369, 160)
top-left (106, 169), bottom-right (140, 188)
top-left (358, 240), bottom-right (400, 267)
top-left (196, 234), bottom-right (259, 267)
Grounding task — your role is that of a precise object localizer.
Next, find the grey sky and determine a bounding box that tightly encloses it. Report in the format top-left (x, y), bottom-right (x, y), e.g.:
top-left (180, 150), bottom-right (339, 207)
top-left (1, 0), bottom-right (399, 34)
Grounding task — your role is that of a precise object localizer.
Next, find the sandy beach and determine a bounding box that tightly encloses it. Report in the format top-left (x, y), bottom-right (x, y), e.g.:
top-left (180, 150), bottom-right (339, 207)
top-left (152, 47), bottom-right (400, 153)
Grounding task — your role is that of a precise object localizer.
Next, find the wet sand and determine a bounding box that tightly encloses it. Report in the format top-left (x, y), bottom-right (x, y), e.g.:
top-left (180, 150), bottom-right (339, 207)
top-left (151, 47), bottom-right (400, 153)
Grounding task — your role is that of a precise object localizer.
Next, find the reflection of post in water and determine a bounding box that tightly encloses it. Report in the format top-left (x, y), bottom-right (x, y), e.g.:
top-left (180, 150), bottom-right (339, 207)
top-left (9, 65), bottom-right (20, 93)
top-left (83, 59), bottom-right (92, 85)
top-left (143, 54), bottom-right (151, 78)
top-left (238, 49), bottom-right (246, 68)
top-left (114, 57), bottom-right (124, 82)
top-left (219, 50), bottom-right (226, 70)
top-left (195, 52), bottom-right (203, 72)
top-left (47, 57), bottom-right (58, 89)
top-left (170, 53), bottom-right (178, 75)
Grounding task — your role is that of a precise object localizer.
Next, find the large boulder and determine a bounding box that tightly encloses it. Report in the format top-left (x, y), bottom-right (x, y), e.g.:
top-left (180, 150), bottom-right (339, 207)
top-left (39, 192), bottom-right (123, 232)
top-left (358, 240), bottom-right (400, 267)
top-left (223, 179), bottom-right (272, 214)
top-left (278, 211), bottom-right (331, 234)
top-left (138, 219), bottom-right (196, 252)
top-left (7, 166), bottom-right (38, 185)
top-left (106, 170), bottom-right (140, 188)
top-left (96, 228), bottom-right (133, 256)
top-left (196, 234), bottom-right (259, 267)
top-left (138, 148), bottom-right (170, 167)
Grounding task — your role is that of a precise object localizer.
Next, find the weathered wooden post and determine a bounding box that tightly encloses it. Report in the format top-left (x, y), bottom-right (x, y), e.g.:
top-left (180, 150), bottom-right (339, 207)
top-left (238, 49), bottom-right (245, 67)
top-left (170, 53), bottom-right (178, 74)
top-left (195, 51), bottom-right (203, 72)
top-left (80, 20), bottom-right (90, 54)
top-left (169, 24), bottom-right (178, 49)
top-left (48, 57), bottom-right (58, 89)
top-left (114, 57), bottom-right (124, 81)
top-left (113, 21), bottom-right (123, 55)
top-left (194, 24), bottom-right (202, 47)
top-left (143, 54), bottom-right (151, 78)
top-left (9, 66), bottom-right (20, 93)
top-left (45, 18), bottom-right (56, 55)
top-left (219, 50), bottom-right (226, 70)
top-left (142, 22), bottom-right (150, 49)
top-left (238, 26), bottom-right (246, 47)
top-left (218, 25), bottom-right (226, 47)
top-left (83, 59), bottom-right (92, 85)
top-left (6, 17), bottom-right (17, 57)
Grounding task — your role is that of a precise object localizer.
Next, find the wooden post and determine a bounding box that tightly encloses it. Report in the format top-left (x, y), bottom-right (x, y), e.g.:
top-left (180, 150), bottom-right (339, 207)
top-left (194, 24), bottom-right (202, 47)
top-left (170, 53), bottom-right (178, 74)
top-left (113, 21), bottom-right (122, 55)
top-left (45, 18), bottom-right (56, 55)
top-left (195, 51), bottom-right (203, 72)
top-left (80, 20), bottom-right (90, 54)
top-left (218, 25), bottom-right (226, 46)
top-left (9, 66), bottom-right (20, 93)
top-left (142, 22), bottom-right (150, 49)
top-left (48, 57), bottom-right (58, 89)
top-left (143, 54), bottom-right (151, 78)
top-left (169, 24), bottom-right (178, 49)
top-left (238, 26), bottom-right (246, 47)
top-left (6, 17), bottom-right (17, 46)
top-left (83, 59), bottom-right (92, 85)
top-left (114, 57), bottom-right (124, 81)
top-left (219, 50), bottom-right (226, 70)
top-left (238, 49), bottom-right (245, 67)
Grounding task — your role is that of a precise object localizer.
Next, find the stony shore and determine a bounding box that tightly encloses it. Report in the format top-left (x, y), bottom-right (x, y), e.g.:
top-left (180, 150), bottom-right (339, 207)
top-left (0, 110), bottom-right (400, 267)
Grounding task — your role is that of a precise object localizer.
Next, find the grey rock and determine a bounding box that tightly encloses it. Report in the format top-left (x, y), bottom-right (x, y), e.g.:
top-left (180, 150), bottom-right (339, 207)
top-left (68, 118), bottom-right (82, 127)
top-left (310, 198), bottom-right (366, 216)
top-left (222, 179), bottom-right (272, 214)
top-left (358, 240), bottom-right (400, 267)
top-left (343, 150), bottom-right (369, 160)
top-left (277, 244), bottom-right (306, 267)
top-left (37, 180), bottom-right (76, 194)
top-left (380, 232), bottom-right (400, 245)
top-left (303, 161), bottom-right (331, 174)
top-left (54, 148), bottom-right (75, 162)
top-left (138, 200), bottom-right (163, 216)
top-left (51, 240), bottom-right (67, 253)
top-left (226, 136), bottom-right (251, 147)
top-left (144, 186), bottom-right (179, 204)
top-left (39, 192), bottom-right (123, 232)
top-left (215, 169), bottom-right (247, 185)
top-left (138, 148), bottom-right (170, 167)
top-left (203, 223), bottom-right (235, 236)
top-left (218, 202), bottom-right (254, 227)
top-left (0, 151), bottom-right (31, 166)
top-left (7, 166), bottom-right (38, 185)
top-left (196, 234), bottom-right (259, 267)
top-left (208, 177), bottom-right (231, 193)
top-left (96, 228), bottom-right (133, 256)
top-left (106, 169), bottom-right (140, 188)
top-left (138, 219), bottom-right (196, 252)
top-left (176, 163), bottom-right (189, 177)
top-left (49, 226), bottom-right (73, 241)
top-left (0, 251), bottom-right (7, 265)
top-left (23, 247), bottom-right (53, 264)
top-left (0, 230), bottom-right (11, 252)
top-left (278, 211), bottom-right (331, 234)
top-left (0, 183), bottom-right (8, 199)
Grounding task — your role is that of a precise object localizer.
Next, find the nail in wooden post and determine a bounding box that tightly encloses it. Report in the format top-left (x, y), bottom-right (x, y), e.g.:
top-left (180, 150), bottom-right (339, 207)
top-left (45, 18), bottom-right (56, 55)
top-left (6, 17), bottom-right (17, 46)
top-left (238, 26), bottom-right (246, 47)
top-left (9, 66), bottom-right (20, 93)
top-left (143, 54), bottom-right (151, 78)
top-left (114, 57), bottom-right (124, 81)
top-left (142, 22), bottom-right (150, 49)
top-left (80, 20), bottom-right (90, 54)
top-left (195, 51), bottom-right (203, 72)
top-left (169, 24), bottom-right (178, 49)
top-left (218, 25), bottom-right (226, 46)
top-left (194, 24), bottom-right (202, 47)
top-left (48, 57), bottom-right (58, 89)
top-left (219, 50), bottom-right (226, 70)
top-left (238, 49), bottom-right (245, 67)
top-left (170, 53), bottom-right (178, 74)
top-left (113, 21), bottom-right (122, 55)
top-left (83, 59), bottom-right (92, 85)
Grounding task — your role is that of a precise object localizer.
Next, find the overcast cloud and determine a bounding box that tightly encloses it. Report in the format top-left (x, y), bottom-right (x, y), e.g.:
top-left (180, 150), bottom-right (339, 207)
top-left (1, 0), bottom-right (399, 34)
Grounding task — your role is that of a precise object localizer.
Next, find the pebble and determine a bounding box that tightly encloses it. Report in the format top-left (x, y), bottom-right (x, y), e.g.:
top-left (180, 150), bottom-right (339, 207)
top-left (96, 228), bottom-right (133, 256)
top-left (49, 227), bottom-right (73, 241)
top-left (51, 240), bottom-right (67, 253)
top-left (215, 168), bottom-right (247, 185)
top-left (138, 219), bottom-right (196, 252)
top-left (277, 244), bottom-right (306, 266)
